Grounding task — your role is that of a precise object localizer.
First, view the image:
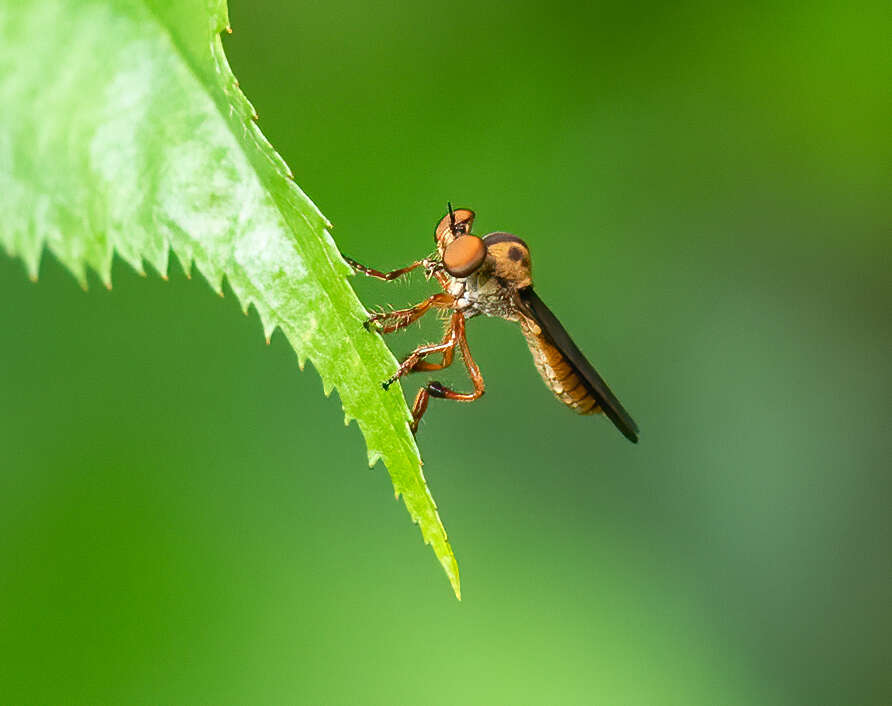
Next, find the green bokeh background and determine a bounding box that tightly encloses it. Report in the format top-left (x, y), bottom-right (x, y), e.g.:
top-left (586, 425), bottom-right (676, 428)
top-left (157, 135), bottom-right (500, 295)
top-left (1, 1), bottom-right (889, 703)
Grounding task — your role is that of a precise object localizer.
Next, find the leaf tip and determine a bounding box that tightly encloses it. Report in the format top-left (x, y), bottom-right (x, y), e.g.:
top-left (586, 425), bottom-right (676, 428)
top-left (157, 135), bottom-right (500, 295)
top-left (437, 553), bottom-right (461, 600)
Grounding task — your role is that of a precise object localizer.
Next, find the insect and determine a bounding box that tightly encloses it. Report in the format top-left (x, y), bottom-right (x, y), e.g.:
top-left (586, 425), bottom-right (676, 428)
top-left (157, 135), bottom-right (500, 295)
top-left (342, 205), bottom-right (639, 443)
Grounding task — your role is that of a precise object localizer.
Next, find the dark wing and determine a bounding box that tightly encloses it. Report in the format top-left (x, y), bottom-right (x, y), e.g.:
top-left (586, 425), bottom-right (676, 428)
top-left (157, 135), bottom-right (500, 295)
top-left (519, 287), bottom-right (639, 443)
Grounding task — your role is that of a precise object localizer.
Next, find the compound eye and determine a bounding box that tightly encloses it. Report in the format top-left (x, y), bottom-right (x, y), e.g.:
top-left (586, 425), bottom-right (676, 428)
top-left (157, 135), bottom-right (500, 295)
top-left (435, 208), bottom-right (475, 244)
top-left (443, 235), bottom-right (486, 277)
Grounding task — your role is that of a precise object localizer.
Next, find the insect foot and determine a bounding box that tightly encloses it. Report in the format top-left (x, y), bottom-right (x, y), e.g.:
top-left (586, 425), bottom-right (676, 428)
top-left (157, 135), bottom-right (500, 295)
top-left (426, 381), bottom-right (447, 398)
top-left (363, 315), bottom-right (384, 332)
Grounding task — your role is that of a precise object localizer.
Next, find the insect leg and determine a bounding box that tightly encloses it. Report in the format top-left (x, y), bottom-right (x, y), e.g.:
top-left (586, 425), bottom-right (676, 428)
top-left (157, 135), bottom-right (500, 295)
top-left (410, 321), bottom-right (457, 372)
top-left (341, 254), bottom-right (423, 281)
top-left (409, 314), bottom-right (486, 434)
top-left (382, 321), bottom-right (458, 390)
top-left (409, 386), bottom-right (431, 434)
top-left (453, 314), bottom-right (486, 399)
top-left (365, 293), bottom-right (455, 334)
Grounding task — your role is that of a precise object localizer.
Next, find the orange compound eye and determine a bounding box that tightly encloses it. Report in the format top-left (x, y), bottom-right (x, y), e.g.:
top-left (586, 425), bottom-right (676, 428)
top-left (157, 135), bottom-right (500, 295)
top-left (443, 235), bottom-right (486, 277)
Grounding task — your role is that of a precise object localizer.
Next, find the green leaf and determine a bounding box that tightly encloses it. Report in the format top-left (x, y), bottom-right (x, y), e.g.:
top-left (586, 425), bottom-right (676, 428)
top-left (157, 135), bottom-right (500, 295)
top-left (0, 0), bottom-right (459, 598)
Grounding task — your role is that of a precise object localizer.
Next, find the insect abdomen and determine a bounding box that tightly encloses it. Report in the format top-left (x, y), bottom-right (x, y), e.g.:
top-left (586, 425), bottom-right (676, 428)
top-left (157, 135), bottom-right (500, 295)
top-left (521, 327), bottom-right (602, 415)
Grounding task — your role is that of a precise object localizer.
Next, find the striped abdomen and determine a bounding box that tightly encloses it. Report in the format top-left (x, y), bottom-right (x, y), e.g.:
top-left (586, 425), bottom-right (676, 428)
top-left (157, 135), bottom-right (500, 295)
top-left (521, 326), bottom-right (602, 415)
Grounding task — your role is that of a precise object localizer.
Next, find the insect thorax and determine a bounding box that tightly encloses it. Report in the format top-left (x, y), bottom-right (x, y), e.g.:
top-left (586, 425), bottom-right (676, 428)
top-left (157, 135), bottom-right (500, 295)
top-left (449, 271), bottom-right (521, 321)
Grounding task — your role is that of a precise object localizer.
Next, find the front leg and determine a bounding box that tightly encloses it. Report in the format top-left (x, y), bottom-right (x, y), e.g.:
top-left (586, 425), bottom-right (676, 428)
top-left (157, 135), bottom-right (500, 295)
top-left (365, 293), bottom-right (455, 334)
top-left (342, 254), bottom-right (423, 281)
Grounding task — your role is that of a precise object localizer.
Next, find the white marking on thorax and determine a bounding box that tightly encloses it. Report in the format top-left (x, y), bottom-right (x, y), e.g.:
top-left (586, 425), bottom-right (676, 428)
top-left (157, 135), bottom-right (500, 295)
top-left (451, 272), bottom-right (518, 320)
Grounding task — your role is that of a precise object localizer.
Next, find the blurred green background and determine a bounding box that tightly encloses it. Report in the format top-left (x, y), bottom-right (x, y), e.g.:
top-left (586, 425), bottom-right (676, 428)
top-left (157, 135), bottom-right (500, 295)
top-left (1, 0), bottom-right (889, 703)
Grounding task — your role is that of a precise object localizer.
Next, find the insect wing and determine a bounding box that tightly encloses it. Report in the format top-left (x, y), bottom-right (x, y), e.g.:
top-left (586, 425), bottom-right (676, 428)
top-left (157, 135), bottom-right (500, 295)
top-left (520, 288), bottom-right (639, 443)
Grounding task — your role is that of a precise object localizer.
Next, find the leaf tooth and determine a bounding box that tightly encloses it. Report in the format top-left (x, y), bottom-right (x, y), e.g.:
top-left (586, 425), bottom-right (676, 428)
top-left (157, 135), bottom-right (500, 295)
top-left (255, 127), bottom-right (291, 174)
top-left (69, 261), bottom-right (88, 291)
top-left (262, 318), bottom-right (277, 345)
top-left (251, 304), bottom-right (271, 339)
top-left (194, 258), bottom-right (225, 296)
top-left (24, 252), bottom-right (41, 282)
top-left (367, 449), bottom-right (383, 469)
top-left (147, 246), bottom-right (170, 281)
top-left (169, 244), bottom-right (194, 280)
top-left (224, 277), bottom-right (250, 313)
top-left (99, 265), bottom-right (113, 290)
top-left (210, 273), bottom-right (225, 296)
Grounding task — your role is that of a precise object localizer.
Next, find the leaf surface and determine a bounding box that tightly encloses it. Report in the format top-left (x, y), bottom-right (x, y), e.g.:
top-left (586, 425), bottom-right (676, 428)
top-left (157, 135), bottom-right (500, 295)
top-left (0, 0), bottom-right (459, 598)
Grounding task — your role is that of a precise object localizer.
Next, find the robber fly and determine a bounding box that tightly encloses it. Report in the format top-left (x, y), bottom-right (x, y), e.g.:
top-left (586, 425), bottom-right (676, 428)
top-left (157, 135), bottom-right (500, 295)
top-left (342, 205), bottom-right (639, 443)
